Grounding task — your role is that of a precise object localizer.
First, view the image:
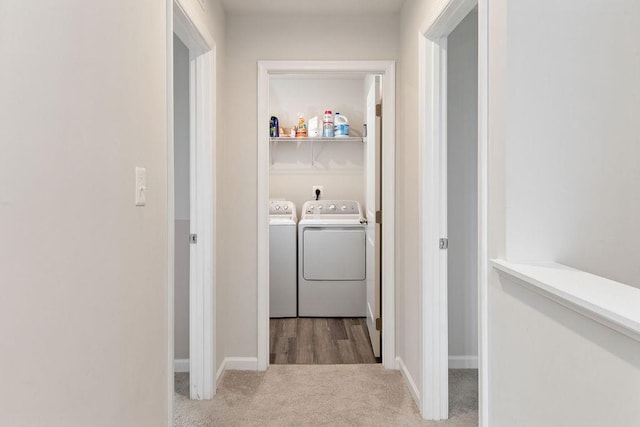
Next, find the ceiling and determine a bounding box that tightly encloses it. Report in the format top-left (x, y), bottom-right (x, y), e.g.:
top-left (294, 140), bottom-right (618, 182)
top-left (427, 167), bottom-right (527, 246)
top-left (219, 0), bottom-right (407, 15)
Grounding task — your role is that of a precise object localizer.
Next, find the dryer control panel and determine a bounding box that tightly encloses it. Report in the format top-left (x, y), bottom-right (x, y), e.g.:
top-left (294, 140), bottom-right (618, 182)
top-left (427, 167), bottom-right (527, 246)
top-left (302, 200), bottom-right (362, 217)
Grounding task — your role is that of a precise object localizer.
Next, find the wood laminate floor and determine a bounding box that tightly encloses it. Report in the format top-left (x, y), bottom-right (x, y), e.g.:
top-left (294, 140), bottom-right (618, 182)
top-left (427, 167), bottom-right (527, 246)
top-left (270, 317), bottom-right (378, 364)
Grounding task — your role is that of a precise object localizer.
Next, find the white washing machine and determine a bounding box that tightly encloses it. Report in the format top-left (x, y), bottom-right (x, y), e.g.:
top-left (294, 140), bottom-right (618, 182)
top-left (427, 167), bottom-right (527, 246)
top-left (269, 200), bottom-right (297, 318)
top-left (298, 200), bottom-right (366, 317)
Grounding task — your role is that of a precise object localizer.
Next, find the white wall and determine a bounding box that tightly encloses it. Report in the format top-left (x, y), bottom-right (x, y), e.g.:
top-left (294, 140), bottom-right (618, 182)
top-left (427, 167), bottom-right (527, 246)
top-left (504, 1), bottom-right (640, 288)
top-left (487, 0), bottom-right (640, 424)
top-left (221, 13), bottom-right (399, 359)
top-left (447, 9), bottom-right (478, 366)
top-left (269, 77), bottom-right (365, 215)
top-left (173, 34), bottom-right (190, 360)
top-left (490, 274), bottom-right (640, 426)
top-left (0, 2), bottom-right (168, 425)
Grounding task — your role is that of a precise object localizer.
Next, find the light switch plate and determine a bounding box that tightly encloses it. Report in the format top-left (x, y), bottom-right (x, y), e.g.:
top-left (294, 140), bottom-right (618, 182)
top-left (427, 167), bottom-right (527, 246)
top-left (135, 167), bottom-right (146, 206)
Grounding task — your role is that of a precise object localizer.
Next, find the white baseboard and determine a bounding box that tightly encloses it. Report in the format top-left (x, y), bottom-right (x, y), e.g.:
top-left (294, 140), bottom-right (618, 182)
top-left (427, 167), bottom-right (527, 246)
top-left (174, 358), bottom-right (189, 373)
top-left (449, 355), bottom-right (478, 369)
top-left (225, 356), bottom-right (258, 370)
top-left (216, 358), bottom-right (226, 386)
top-left (215, 356), bottom-right (259, 386)
top-left (396, 356), bottom-right (420, 408)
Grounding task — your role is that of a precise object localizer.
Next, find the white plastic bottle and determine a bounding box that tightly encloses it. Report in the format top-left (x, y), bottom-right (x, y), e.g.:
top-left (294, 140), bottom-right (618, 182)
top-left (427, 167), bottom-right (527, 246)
top-left (334, 112), bottom-right (350, 137)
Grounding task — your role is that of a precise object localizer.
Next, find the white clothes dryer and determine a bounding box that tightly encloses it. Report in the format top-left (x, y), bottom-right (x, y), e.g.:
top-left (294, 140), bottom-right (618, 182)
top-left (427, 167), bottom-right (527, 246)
top-left (298, 200), bottom-right (366, 317)
top-left (269, 200), bottom-right (297, 318)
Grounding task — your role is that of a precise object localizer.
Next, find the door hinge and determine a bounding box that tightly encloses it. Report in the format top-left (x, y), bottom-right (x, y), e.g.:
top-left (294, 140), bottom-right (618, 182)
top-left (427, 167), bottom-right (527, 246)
top-left (375, 210), bottom-right (382, 224)
top-left (375, 103), bottom-right (382, 117)
top-left (375, 317), bottom-right (382, 331)
top-left (190, 234), bottom-right (198, 244)
top-left (439, 238), bottom-right (448, 249)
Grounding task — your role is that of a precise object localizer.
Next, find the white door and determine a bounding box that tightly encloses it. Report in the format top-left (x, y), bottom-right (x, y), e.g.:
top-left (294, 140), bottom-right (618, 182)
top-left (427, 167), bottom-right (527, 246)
top-left (365, 75), bottom-right (382, 358)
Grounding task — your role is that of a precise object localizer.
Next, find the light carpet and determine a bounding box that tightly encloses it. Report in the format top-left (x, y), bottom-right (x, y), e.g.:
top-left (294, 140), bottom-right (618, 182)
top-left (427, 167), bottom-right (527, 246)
top-left (174, 365), bottom-right (477, 426)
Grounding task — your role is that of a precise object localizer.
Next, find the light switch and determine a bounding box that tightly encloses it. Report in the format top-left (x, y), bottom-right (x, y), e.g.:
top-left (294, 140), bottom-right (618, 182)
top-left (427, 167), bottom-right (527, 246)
top-left (135, 167), bottom-right (146, 206)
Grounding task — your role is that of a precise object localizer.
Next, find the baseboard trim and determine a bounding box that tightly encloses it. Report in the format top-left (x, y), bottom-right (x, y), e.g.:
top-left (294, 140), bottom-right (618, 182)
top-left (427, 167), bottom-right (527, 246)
top-left (225, 356), bottom-right (259, 370)
top-left (174, 358), bottom-right (189, 373)
top-left (215, 356), bottom-right (259, 386)
top-left (396, 356), bottom-right (421, 408)
top-left (449, 355), bottom-right (478, 369)
top-left (216, 358), bottom-right (226, 386)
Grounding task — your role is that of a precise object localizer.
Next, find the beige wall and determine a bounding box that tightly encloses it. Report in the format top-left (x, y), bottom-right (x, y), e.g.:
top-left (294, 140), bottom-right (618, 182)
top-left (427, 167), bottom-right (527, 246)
top-left (0, 0), bottom-right (226, 425)
top-left (206, 0), bottom-right (227, 376)
top-left (0, 1), bottom-right (168, 425)
top-left (221, 13), bottom-right (399, 358)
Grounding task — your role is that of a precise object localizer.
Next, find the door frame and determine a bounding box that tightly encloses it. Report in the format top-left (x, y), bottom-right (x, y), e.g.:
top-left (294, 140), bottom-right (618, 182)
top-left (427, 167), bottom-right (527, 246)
top-left (418, 0), bottom-right (488, 422)
top-left (256, 60), bottom-right (396, 370)
top-left (167, 0), bottom-right (217, 412)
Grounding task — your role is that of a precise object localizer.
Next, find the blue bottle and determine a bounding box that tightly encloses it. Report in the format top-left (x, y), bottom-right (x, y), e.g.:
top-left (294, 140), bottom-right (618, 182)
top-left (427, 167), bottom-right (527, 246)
top-left (270, 116), bottom-right (279, 137)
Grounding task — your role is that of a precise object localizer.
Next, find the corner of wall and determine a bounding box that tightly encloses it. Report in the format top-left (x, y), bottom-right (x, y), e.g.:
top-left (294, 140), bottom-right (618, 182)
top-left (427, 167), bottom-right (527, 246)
top-left (396, 356), bottom-right (421, 409)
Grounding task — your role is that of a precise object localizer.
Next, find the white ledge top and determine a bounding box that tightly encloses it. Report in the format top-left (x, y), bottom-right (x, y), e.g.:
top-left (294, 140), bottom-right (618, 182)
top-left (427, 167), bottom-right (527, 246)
top-left (490, 260), bottom-right (640, 342)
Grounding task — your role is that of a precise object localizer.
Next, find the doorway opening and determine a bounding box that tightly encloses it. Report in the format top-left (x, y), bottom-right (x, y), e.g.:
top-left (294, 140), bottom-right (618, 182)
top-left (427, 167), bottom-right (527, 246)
top-left (419, 0), bottom-right (486, 421)
top-left (446, 7), bottom-right (478, 371)
top-left (268, 73), bottom-right (383, 365)
top-left (172, 32), bottom-right (191, 391)
top-left (257, 61), bottom-right (397, 371)
top-left (169, 0), bottom-right (217, 406)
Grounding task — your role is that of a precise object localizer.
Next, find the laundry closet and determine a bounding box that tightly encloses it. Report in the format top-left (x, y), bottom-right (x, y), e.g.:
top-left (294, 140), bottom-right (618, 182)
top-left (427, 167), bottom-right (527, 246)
top-left (269, 75), bottom-right (366, 206)
top-left (268, 73), bottom-right (382, 364)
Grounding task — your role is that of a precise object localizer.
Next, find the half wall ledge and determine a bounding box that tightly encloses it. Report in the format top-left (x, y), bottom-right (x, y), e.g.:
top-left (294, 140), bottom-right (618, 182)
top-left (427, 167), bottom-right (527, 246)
top-left (491, 259), bottom-right (640, 343)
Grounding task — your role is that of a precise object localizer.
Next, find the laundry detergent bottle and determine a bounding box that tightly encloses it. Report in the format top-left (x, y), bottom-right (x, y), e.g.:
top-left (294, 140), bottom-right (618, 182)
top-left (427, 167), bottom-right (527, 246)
top-left (334, 113), bottom-right (350, 137)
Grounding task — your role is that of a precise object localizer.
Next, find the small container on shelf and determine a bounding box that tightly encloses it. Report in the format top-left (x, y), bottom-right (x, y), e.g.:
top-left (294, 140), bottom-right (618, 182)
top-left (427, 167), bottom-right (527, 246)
top-left (296, 113), bottom-right (308, 138)
top-left (323, 110), bottom-right (334, 137)
top-left (269, 116), bottom-right (279, 137)
top-left (308, 116), bottom-right (321, 137)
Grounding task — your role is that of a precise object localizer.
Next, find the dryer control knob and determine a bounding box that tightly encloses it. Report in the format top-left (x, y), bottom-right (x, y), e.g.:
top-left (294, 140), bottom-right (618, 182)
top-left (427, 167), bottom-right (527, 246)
top-left (275, 205), bottom-right (280, 210)
top-left (329, 204), bottom-right (336, 212)
top-left (341, 204), bottom-right (347, 211)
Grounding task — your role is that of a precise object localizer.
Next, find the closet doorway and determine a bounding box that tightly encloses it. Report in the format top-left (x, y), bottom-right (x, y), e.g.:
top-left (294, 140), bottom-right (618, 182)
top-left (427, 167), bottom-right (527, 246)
top-left (257, 61), bottom-right (396, 371)
top-left (169, 1), bottom-right (217, 402)
top-left (418, 0), bottom-right (487, 421)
